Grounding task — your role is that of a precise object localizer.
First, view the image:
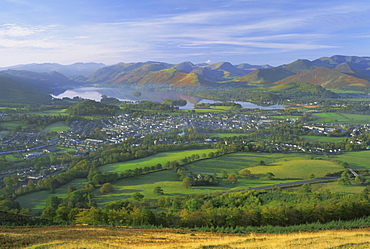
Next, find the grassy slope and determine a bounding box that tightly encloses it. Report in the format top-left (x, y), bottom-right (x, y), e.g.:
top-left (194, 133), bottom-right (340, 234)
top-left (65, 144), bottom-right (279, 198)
top-left (15, 178), bottom-right (87, 213)
top-left (17, 151), bottom-right (370, 213)
top-left (312, 112), bottom-right (370, 124)
top-left (41, 121), bottom-right (70, 133)
top-left (301, 135), bottom-right (345, 143)
top-left (99, 149), bottom-right (217, 173)
top-left (333, 150), bottom-right (370, 170)
top-left (2, 225), bottom-right (370, 249)
top-left (95, 170), bottom-right (288, 205)
top-left (187, 152), bottom-right (343, 179)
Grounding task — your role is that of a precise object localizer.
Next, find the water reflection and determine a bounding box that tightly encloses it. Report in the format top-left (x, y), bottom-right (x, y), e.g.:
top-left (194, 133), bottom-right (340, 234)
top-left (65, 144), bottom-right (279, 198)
top-left (53, 87), bottom-right (283, 110)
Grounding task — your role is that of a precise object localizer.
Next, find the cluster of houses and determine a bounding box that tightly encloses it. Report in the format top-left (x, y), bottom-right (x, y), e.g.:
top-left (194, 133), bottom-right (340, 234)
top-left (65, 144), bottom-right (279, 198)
top-left (0, 163), bottom-right (69, 188)
top-left (53, 113), bottom-right (272, 151)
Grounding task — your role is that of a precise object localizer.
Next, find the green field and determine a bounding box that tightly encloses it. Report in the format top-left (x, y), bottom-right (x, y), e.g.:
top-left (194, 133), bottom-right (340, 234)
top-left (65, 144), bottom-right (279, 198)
top-left (0, 131), bottom-right (9, 138)
top-left (18, 151), bottom-right (370, 213)
top-left (311, 181), bottom-right (366, 194)
top-left (27, 109), bottom-right (67, 115)
top-left (301, 135), bottom-right (345, 143)
top-left (204, 133), bottom-right (246, 137)
top-left (247, 159), bottom-right (342, 179)
top-left (312, 112), bottom-right (370, 124)
top-left (94, 169), bottom-right (289, 205)
top-left (42, 121), bottom-right (70, 133)
top-left (270, 115), bottom-right (300, 120)
top-left (332, 150), bottom-right (370, 170)
top-left (16, 178), bottom-right (87, 213)
top-left (186, 152), bottom-right (328, 176)
top-left (1, 121), bottom-right (25, 129)
top-left (99, 149), bottom-right (217, 173)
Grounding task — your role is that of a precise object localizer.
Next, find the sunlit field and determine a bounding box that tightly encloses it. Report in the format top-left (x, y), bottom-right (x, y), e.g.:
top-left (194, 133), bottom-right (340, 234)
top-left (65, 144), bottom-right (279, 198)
top-left (1, 225), bottom-right (370, 249)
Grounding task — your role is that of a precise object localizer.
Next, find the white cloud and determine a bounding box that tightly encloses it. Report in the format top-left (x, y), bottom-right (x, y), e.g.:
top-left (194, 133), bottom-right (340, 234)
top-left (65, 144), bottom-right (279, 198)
top-left (0, 24), bottom-right (44, 37)
top-left (0, 1), bottom-right (368, 66)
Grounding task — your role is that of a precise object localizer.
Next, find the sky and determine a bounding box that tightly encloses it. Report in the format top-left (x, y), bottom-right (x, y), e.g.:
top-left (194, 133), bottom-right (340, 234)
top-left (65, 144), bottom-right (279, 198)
top-left (0, 0), bottom-right (370, 67)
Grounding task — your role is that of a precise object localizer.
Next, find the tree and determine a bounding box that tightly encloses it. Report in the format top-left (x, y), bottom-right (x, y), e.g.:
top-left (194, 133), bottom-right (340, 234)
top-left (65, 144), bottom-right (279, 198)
top-left (153, 186), bottom-right (164, 195)
top-left (239, 168), bottom-right (252, 178)
top-left (68, 185), bottom-right (77, 194)
top-left (227, 174), bottom-right (238, 184)
top-left (265, 172), bottom-right (275, 180)
top-left (46, 196), bottom-right (62, 210)
top-left (220, 170), bottom-right (228, 179)
top-left (49, 178), bottom-right (60, 193)
top-left (260, 160), bottom-right (266, 166)
top-left (308, 173), bottom-right (315, 179)
top-left (41, 206), bottom-right (56, 220)
top-left (132, 192), bottom-right (144, 201)
top-left (100, 183), bottom-right (114, 194)
top-left (355, 175), bottom-right (365, 184)
top-left (27, 180), bottom-right (35, 190)
top-left (300, 183), bottom-right (312, 193)
top-left (182, 177), bottom-right (193, 189)
top-left (338, 171), bottom-right (352, 186)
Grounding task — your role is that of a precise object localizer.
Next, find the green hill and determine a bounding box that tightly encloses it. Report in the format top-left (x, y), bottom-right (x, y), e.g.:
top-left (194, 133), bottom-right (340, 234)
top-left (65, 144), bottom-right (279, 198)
top-left (237, 67), bottom-right (295, 84)
top-left (269, 81), bottom-right (338, 98)
top-left (0, 75), bottom-right (52, 105)
top-left (66, 100), bottom-right (119, 116)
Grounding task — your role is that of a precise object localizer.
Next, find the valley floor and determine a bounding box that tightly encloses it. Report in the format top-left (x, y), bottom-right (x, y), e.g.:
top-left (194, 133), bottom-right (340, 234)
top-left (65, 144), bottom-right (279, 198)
top-left (1, 225), bottom-right (370, 249)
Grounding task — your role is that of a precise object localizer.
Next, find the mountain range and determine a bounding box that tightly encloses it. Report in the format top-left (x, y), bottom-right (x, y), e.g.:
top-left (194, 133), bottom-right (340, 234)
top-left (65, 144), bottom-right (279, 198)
top-left (237, 55), bottom-right (370, 89)
top-left (1, 55), bottom-right (370, 105)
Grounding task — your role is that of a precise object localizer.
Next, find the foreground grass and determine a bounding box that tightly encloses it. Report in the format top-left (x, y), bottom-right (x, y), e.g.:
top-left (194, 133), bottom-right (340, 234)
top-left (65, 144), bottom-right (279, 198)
top-left (1, 225), bottom-right (370, 249)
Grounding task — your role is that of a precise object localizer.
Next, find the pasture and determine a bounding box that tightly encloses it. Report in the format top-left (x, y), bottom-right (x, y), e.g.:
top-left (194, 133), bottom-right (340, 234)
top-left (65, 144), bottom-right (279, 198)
top-left (1, 121), bottom-right (25, 129)
top-left (95, 169), bottom-right (289, 205)
top-left (332, 150), bottom-right (370, 170)
top-left (41, 121), bottom-right (70, 133)
top-left (312, 112), bottom-right (370, 124)
top-left (27, 109), bottom-right (67, 115)
top-left (247, 159), bottom-right (342, 179)
top-left (186, 152), bottom-right (328, 176)
top-left (0, 130), bottom-right (9, 138)
top-left (204, 133), bottom-right (246, 137)
top-left (99, 149), bottom-right (217, 173)
top-left (270, 115), bottom-right (300, 120)
top-left (301, 135), bottom-right (345, 143)
top-left (15, 178), bottom-right (87, 213)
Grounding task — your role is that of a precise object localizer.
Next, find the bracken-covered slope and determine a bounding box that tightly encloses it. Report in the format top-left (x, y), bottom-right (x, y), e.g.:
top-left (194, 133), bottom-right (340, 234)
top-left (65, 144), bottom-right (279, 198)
top-left (83, 61), bottom-right (262, 86)
top-left (238, 55), bottom-right (370, 89)
top-left (136, 67), bottom-right (212, 86)
top-left (275, 67), bottom-right (370, 89)
top-left (237, 67), bottom-right (295, 84)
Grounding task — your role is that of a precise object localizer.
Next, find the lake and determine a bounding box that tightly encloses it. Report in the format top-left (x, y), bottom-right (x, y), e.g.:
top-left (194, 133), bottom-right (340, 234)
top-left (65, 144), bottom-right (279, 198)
top-left (53, 87), bottom-right (283, 110)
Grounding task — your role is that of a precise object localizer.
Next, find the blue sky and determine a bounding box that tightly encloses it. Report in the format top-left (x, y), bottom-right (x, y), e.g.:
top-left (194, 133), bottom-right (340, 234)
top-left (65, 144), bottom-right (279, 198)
top-left (0, 0), bottom-right (369, 67)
